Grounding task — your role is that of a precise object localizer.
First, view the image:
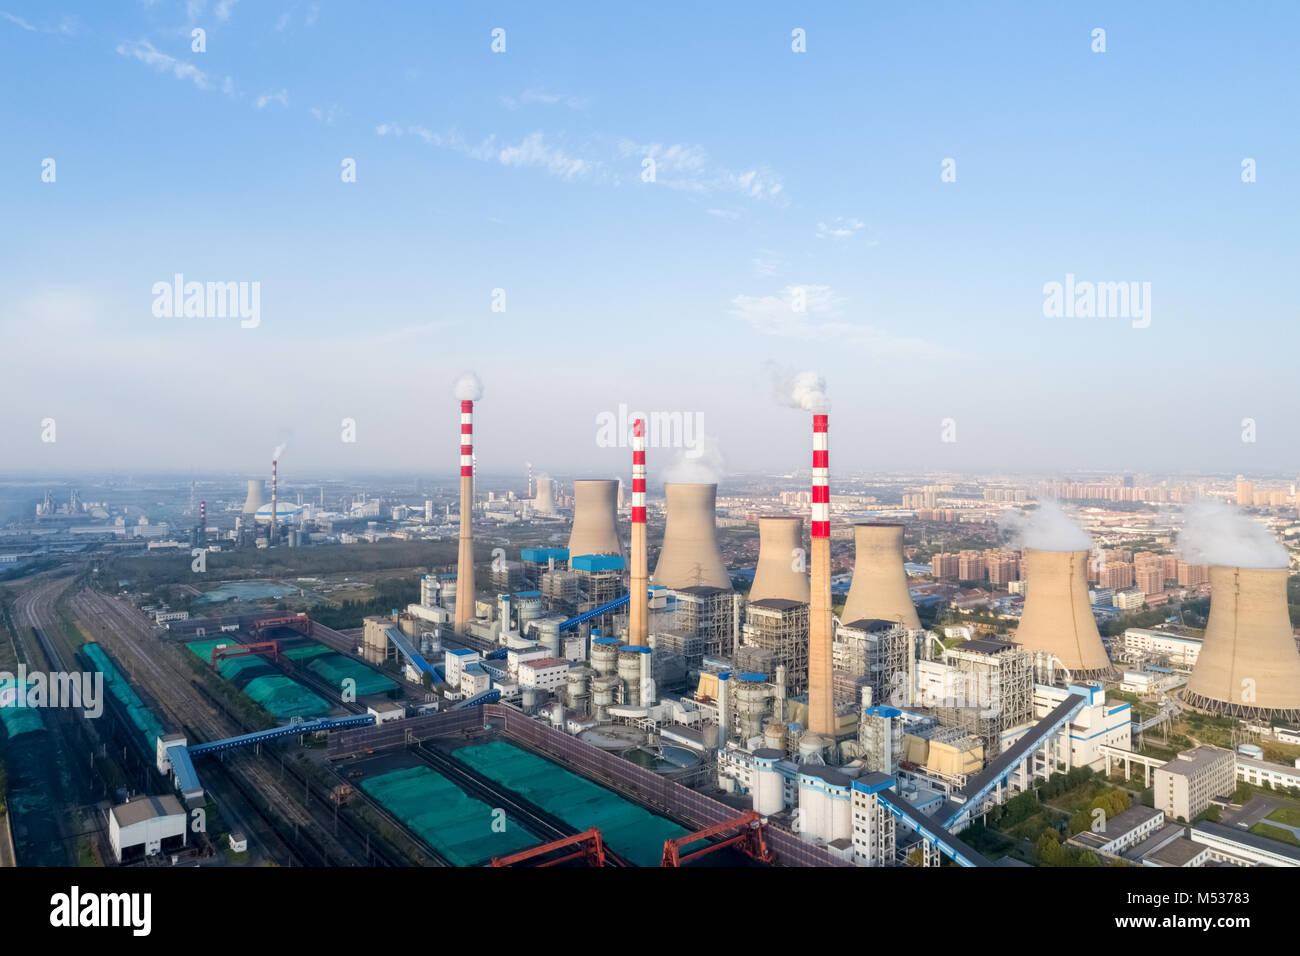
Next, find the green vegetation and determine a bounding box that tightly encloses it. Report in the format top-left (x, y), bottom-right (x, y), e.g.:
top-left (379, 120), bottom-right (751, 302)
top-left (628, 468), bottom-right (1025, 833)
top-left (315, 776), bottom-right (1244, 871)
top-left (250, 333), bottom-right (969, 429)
top-left (311, 575), bottom-right (421, 629)
top-left (1034, 829), bottom-right (1100, 867)
top-left (1266, 806), bottom-right (1300, 827)
top-left (1066, 789), bottom-right (1133, 835)
top-left (1193, 805), bottom-right (1222, 823)
top-left (1251, 822), bottom-right (1300, 847)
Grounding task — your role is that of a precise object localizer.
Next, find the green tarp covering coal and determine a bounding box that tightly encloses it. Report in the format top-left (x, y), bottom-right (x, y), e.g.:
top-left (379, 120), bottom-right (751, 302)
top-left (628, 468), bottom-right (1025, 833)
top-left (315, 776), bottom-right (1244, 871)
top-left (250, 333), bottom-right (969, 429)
top-left (360, 765), bottom-right (536, 866)
top-left (454, 740), bottom-right (693, 867)
top-left (186, 638), bottom-right (330, 719)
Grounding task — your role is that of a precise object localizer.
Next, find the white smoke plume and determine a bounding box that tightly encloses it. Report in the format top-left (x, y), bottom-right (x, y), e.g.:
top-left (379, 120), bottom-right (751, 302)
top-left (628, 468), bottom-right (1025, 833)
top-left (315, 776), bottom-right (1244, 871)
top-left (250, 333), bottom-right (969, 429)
top-left (1176, 501), bottom-right (1288, 569)
top-left (453, 372), bottom-right (483, 401)
top-left (272, 442), bottom-right (288, 461)
top-left (663, 434), bottom-right (725, 484)
top-left (767, 364), bottom-right (830, 413)
top-left (999, 500), bottom-right (1092, 552)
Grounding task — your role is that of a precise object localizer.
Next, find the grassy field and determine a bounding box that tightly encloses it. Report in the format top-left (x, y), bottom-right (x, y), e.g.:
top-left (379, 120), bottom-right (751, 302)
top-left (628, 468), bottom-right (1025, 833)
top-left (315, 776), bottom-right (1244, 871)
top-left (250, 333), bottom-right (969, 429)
top-left (1266, 806), bottom-right (1300, 827)
top-left (1252, 822), bottom-right (1300, 847)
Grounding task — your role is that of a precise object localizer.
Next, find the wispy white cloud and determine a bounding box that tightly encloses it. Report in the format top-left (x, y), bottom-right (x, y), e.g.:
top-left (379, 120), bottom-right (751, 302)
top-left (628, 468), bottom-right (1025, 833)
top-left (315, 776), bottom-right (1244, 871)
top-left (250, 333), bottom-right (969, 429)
top-left (254, 89), bottom-right (289, 110)
top-left (816, 217), bottom-right (865, 240)
top-left (1, 11), bottom-right (38, 31)
top-left (501, 89), bottom-right (589, 110)
top-left (378, 126), bottom-right (601, 182)
top-left (751, 252), bottom-right (782, 278)
top-left (116, 38), bottom-right (213, 91)
top-left (707, 208), bottom-right (740, 220)
top-left (214, 0), bottom-right (238, 21)
top-left (310, 104), bottom-right (343, 124)
top-left (730, 285), bottom-right (943, 356)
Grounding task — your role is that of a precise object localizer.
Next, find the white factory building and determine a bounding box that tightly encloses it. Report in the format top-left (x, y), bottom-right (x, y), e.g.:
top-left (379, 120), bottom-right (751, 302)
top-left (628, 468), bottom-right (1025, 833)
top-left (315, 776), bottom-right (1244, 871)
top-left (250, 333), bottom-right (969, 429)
top-left (1000, 684), bottom-right (1131, 780)
top-left (108, 795), bottom-right (187, 863)
top-left (518, 657), bottom-right (571, 692)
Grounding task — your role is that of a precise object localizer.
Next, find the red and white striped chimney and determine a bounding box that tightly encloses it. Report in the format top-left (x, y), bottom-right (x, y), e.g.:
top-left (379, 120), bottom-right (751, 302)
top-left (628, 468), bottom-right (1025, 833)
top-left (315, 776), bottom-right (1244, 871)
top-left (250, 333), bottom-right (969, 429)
top-left (808, 412), bottom-right (833, 738)
top-left (629, 418), bottom-right (648, 644)
top-left (200, 500), bottom-right (206, 531)
top-left (454, 400), bottom-right (475, 634)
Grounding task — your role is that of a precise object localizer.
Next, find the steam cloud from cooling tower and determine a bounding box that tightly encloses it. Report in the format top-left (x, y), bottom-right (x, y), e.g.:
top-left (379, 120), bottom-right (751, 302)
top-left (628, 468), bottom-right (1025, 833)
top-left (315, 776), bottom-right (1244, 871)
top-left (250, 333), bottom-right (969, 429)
top-left (1176, 501), bottom-right (1288, 569)
top-left (662, 435), bottom-right (725, 485)
top-left (453, 372), bottom-right (484, 401)
top-left (999, 500), bottom-right (1092, 552)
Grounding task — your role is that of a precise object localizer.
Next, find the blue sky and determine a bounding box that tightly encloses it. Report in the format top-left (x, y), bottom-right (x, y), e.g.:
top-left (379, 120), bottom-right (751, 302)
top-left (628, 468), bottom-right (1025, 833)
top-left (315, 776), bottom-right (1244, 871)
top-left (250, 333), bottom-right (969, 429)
top-left (2, 1), bottom-right (1298, 479)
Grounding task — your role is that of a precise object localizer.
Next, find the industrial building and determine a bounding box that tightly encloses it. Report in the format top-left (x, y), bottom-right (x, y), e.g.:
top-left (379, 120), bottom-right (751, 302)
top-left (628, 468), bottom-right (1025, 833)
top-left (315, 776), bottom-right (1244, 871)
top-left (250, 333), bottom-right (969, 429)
top-left (108, 795), bottom-right (187, 863)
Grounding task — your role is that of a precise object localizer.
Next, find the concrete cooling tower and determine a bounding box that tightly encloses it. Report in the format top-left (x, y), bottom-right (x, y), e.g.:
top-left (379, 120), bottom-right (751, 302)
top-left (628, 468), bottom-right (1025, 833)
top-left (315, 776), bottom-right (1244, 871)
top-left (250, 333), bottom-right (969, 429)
top-left (840, 523), bottom-right (920, 629)
top-left (568, 479), bottom-right (622, 558)
top-left (1015, 549), bottom-right (1114, 680)
top-left (1182, 567), bottom-right (1300, 721)
top-left (532, 477), bottom-right (559, 516)
top-left (241, 480), bottom-right (267, 514)
top-left (749, 516), bottom-right (810, 603)
top-left (652, 482), bottom-right (732, 591)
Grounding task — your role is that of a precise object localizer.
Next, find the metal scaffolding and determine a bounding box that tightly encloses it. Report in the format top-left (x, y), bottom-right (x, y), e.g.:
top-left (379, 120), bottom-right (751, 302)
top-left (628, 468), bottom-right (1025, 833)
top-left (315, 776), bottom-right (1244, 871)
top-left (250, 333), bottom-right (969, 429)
top-left (740, 599), bottom-right (810, 695)
top-left (934, 640), bottom-right (1033, 757)
top-left (673, 586), bottom-right (736, 660)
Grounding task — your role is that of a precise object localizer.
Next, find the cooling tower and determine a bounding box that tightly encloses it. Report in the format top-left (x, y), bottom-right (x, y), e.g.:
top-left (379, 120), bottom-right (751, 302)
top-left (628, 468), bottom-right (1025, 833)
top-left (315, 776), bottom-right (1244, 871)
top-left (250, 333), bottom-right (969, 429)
top-left (749, 516), bottom-right (811, 604)
top-left (454, 400), bottom-right (475, 635)
top-left (629, 421), bottom-right (649, 644)
top-left (533, 477), bottom-right (559, 516)
top-left (1182, 567), bottom-right (1300, 721)
top-left (567, 479), bottom-right (622, 558)
top-left (1015, 549), bottom-right (1114, 680)
top-left (841, 523), bottom-right (920, 629)
top-left (241, 480), bottom-right (267, 514)
top-left (652, 483), bottom-right (732, 590)
top-left (808, 413), bottom-right (834, 738)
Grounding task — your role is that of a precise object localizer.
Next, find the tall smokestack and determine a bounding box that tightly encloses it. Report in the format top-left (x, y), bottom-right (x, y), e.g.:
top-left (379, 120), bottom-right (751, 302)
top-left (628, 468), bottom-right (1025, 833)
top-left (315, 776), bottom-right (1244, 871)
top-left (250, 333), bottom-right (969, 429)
top-left (455, 399), bottom-right (475, 634)
top-left (567, 480), bottom-right (622, 558)
top-left (652, 483), bottom-right (732, 590)
top-left (841, 523), bottom-right (920, 629)
top-left (1015, 549), bottom-right (1113, 679)
top-left (199, 500), bottom-right (206, 531)
top-left (271, 459), bottom-right (278, 544)
top-left (808, 413), bottom-right (834, 738)
top-left (630, 419), bottom-right (648, 645)
top-left (1183, 567), bottom-right (1300, 721)
top-left (527, 462), bottom-right (533, 500)
top-left (749, 516), bottom-right (810, 603)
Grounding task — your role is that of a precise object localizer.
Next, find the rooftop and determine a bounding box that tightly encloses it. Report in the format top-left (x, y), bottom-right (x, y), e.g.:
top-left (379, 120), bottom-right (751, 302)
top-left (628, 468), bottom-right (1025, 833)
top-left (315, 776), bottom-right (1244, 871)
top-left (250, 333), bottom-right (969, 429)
top-left (111, 794), bottom-right (185, 828)
top-left (1157, 746), bottom-right (1234, 778)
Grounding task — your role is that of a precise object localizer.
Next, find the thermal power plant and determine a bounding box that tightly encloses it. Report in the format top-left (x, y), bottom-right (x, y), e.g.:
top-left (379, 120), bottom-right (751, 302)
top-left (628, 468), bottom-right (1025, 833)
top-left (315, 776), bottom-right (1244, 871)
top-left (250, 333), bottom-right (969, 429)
top-left (1014, 548), bottom-right (1114, 680)
top-left (629, 419), bottom-right (649, 645)
top-left (840, 523), bottom-right (920, 630)
top-left (455, 399), bottom-right (475, 635)
top-left (807, 413), bottom-right (834, 740)
top-left (749, 516), bottom-right (810, 603)
top-left (533, 477), bottom-right (559, 516)
top-left (241, 479), bottom-right (267, 514)
top-left (652, 483), bottom-right (732, 591)
top-left (1182, 567), bottom-right (1300, 721)
top-left (567, 479), bottom-right (622, 558)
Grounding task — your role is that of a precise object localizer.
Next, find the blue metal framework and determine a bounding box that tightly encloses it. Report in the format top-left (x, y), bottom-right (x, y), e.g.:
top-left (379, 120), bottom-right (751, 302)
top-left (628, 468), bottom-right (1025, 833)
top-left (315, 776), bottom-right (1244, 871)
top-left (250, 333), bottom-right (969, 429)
top-left (188, 714), bottom-right (375, 756)
top-left (384, 625), bottom-right (434, 674)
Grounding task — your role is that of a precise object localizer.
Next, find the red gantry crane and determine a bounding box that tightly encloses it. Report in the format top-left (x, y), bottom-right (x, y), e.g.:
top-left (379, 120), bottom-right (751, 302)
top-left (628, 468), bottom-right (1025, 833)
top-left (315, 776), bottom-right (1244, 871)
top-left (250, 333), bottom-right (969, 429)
top-left (661, 811), bottom-right (775, 867)
top-left (491, 828), bottom-right (608, 868)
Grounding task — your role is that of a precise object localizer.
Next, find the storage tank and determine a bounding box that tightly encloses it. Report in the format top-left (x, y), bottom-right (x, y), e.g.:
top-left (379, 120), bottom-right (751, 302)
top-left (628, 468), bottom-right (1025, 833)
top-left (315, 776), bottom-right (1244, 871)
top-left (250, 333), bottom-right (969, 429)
top-left (591, 676), bottom-right (621, 721)
top-left (753, 748), bottom-right (785, 816)
top-left (591, 636), bottom-right (623, 676)
top-left (565, 669), bottom-right (590, 711)
top-left (734, 672), bottom-right (771, 741)
top-left (521, 687), bottom-right (540, 714)
top-left (536, 620), bottom-right (561, 658)
top-left (618, 648), bottom-right (645, 706)
top-left (763, 719), bottom-right (786, 753)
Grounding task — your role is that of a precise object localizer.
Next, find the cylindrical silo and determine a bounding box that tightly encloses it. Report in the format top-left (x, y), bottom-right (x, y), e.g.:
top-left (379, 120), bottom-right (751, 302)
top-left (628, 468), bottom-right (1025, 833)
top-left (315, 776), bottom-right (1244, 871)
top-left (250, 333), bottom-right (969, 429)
top-left (753, 748), bottom-right (784, 816)
top-left (568, 479), bottom-right (622, 558)
top-left (591, 636), bottom-right (623, 676)
top-left (749, 516), bottom-right (811, 603)
top-left (734, 672), bottom-right (771, 742)
top-left (617, 648), bottom-right (644, 706)
top-left (840, 523), bottom-right (920, 629)
top-left (652, 483), bottom-right (732, 590)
